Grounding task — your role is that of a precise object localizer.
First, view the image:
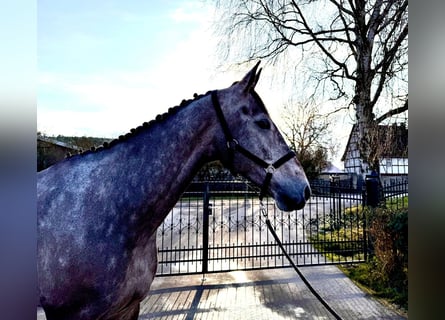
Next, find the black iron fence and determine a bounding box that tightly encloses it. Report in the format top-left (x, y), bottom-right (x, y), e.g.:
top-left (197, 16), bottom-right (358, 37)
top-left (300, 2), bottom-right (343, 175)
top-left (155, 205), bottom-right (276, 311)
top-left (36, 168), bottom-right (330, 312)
top-left (154, 175), bottom-right (410, 276)
top-left (382, 179), bottom-right (408, 210)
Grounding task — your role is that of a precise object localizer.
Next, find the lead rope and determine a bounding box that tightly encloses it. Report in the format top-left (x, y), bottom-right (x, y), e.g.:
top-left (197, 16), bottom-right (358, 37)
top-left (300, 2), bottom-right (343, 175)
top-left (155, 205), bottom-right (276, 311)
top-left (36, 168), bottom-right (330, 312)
top-left (260, 200), bottom-right (343, 320)
top-left (211, 89), bottom-right (342, 319)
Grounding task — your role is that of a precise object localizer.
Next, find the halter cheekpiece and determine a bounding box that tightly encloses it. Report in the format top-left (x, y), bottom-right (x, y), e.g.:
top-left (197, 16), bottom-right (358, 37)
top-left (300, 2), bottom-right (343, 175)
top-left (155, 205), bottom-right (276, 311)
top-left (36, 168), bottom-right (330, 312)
top-left (211, 90), bottom-right (296, 209)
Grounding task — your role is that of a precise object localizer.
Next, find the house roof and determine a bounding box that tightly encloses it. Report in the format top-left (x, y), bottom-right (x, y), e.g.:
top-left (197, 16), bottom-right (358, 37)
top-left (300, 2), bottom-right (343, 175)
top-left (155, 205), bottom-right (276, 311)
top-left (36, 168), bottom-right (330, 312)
top-left (341, 123), bottom-right (408, 161)
top-left (37, 136), bottom-right (81, 151)
top-left (321, 161), bottom-right (344, 173)
top-left (341, 125), bottom-right (357, 161)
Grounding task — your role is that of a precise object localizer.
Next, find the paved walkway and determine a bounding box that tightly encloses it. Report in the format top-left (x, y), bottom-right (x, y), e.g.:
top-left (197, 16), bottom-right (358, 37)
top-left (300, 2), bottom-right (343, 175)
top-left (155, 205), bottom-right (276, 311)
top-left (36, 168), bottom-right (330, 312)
top-left (37, 265), bottom-right (406, 320)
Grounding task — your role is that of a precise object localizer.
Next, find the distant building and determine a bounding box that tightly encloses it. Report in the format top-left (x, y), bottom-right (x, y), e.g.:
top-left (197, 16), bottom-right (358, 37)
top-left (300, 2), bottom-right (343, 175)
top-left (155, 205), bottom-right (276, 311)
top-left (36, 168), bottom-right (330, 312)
top-left (321, 162), bottom-right (344, 174)
top-left (341, 123), bottom-right (408, 185)
top-left (37, 136), bottom-right (80, 171)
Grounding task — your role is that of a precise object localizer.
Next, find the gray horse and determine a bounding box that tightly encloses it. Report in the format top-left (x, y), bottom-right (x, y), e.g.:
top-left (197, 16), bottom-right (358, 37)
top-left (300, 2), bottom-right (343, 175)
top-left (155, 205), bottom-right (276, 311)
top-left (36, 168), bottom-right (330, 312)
top-left (37, 62), bottom-right (310, 320)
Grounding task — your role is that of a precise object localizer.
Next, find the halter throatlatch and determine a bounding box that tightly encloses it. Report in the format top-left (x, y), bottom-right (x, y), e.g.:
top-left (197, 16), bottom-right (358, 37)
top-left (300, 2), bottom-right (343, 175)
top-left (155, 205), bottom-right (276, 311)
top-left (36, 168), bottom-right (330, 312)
top-left (211, 90), bottom-right (295, 214)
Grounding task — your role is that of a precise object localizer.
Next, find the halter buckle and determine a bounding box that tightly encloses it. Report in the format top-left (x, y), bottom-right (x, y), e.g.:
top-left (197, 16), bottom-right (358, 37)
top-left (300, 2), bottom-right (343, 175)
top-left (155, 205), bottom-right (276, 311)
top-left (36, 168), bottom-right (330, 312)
top-left (260, 200), bottom-right (268, 218)
top-left (265, 164), bottom-right (275, 174)
top-left (227, 139), bottom-right (239, 150)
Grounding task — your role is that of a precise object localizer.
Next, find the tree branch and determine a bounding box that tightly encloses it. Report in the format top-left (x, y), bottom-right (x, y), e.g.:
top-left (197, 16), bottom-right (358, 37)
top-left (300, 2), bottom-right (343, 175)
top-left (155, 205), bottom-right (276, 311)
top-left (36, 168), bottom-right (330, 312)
top-left (290, 0), bottom-right (355, 80)
top-left (371, 23), bottom-right (408, 108)
top-left (376, 99), bottom-right (408, 123)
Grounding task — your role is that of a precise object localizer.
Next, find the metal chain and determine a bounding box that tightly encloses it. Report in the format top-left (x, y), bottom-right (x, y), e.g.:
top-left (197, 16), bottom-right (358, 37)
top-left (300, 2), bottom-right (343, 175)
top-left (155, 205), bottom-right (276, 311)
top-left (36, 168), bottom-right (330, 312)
top-left (260, 200), bottom-right (268, 218)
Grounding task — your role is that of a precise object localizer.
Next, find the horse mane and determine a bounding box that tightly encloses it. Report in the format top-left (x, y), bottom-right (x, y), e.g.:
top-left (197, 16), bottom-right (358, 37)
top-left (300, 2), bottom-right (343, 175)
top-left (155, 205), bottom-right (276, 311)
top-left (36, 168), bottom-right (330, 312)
top-left (67, 91), bottom-right (212, 159)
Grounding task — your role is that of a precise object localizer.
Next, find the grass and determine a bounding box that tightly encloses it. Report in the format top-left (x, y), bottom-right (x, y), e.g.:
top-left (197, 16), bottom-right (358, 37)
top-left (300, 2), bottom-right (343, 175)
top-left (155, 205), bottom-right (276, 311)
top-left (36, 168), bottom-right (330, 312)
top-left (385, 195), bottom-right (408, 210)
top-left (311, 196), bottom-right (408, 313)
top-left (340, 258), bottom-right (408, 312)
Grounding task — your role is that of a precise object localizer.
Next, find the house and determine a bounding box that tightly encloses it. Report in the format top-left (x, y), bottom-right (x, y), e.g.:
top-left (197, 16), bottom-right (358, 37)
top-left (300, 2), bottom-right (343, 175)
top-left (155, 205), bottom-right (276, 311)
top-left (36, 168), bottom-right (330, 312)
top-left (341, 123), bottom-right (408, 185)
top-left (37, 136), bottom-right (80, 171)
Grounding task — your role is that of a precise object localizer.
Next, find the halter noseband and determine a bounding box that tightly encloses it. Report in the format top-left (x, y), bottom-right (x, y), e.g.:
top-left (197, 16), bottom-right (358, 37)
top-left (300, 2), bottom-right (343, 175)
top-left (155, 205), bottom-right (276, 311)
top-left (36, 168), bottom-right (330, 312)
top-left (211, 90), bottom-right (295, 204)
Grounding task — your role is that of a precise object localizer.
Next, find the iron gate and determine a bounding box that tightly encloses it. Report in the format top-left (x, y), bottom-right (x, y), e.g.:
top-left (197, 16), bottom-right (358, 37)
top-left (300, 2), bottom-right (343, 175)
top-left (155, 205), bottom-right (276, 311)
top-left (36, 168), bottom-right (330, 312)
top-left (156, 179), bottom-right (369, 276)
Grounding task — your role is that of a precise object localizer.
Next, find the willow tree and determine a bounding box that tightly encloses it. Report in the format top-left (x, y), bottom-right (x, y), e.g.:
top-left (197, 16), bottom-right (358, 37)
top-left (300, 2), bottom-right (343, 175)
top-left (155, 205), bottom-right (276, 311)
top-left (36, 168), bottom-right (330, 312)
top-left (213, 0), bottom-right (408, 175)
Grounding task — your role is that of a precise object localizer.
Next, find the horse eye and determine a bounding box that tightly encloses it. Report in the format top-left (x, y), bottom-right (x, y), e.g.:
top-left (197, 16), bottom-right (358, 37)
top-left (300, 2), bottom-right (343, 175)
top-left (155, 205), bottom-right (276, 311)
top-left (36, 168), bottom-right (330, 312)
top-left (255, 119), bottom-right (271, 130)
top-left (241, 106), bottom-right (250, 115)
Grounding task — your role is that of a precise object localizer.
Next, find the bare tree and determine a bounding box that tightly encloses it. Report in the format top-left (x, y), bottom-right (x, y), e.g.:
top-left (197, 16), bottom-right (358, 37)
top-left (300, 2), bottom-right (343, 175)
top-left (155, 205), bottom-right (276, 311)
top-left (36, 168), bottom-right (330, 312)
top-left (281, 102), bottom-right (338, 177)
top-left (213, 0), bottom-right (408, 175)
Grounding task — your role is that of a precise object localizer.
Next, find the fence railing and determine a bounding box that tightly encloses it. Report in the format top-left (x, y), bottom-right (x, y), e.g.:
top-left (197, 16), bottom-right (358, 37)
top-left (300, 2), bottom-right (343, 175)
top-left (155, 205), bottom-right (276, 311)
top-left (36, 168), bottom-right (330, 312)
top-left (155, 176), bottom-right (405, 276)
top-left (382, 179), bottom-right (408, 210)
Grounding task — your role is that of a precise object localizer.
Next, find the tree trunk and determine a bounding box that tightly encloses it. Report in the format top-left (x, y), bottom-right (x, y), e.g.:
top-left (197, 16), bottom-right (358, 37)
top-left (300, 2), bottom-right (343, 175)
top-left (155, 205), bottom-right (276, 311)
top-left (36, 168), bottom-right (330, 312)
top-left (354, 6), bottom-right (378, 177)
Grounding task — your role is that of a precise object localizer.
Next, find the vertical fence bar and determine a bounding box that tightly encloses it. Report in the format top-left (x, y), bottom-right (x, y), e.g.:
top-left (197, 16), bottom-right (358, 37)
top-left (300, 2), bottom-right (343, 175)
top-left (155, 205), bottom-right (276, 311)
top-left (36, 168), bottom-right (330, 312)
top-left (202, 183), bottom-right (210, 277)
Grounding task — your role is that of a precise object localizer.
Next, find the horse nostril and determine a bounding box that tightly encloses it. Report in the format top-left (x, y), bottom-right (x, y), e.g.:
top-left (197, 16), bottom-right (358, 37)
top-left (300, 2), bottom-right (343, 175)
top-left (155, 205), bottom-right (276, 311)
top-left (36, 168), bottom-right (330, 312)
top-left (304, 186), bottom-right (311, 201)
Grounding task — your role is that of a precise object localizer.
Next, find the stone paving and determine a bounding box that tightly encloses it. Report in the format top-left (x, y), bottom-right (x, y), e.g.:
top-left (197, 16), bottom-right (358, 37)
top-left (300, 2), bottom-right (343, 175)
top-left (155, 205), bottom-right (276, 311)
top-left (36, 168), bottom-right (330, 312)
top-left (139, 266), bottom-right (406, 320)
top-left (37, 265), bottom-right (407, 320)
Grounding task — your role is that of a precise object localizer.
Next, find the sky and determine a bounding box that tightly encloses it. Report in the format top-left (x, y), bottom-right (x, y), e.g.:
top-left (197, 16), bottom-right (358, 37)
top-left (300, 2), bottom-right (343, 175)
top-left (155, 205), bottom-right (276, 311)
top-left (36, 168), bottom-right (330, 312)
top-left (37, 0), bottom-right (350, 167)
top-left (38, 0), bottom-right (224, 137)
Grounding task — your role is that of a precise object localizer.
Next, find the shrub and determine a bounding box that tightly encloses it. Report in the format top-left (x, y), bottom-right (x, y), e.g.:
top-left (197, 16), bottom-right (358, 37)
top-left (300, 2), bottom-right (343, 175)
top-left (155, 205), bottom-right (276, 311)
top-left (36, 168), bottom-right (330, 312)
top-left (363, 205), bottom-right (408, 309)
top-left (367, 207), bottom-right (408, 278)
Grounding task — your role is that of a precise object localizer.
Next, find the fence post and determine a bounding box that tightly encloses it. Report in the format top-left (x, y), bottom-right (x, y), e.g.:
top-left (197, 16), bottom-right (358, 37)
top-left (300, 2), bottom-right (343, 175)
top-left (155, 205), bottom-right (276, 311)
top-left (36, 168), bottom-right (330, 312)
top-left (202, 183), bottom-right (211, 278)
top-left (365, 171), bottom-right (380, 207)
top-left (363, 171), bottom-right (381, 261)
top-left (330, 174), bottom-right (341, 229)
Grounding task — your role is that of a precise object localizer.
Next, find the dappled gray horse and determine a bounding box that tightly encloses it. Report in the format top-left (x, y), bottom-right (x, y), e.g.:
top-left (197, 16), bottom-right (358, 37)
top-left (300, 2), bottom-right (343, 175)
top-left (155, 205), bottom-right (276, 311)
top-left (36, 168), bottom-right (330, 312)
top-left (37, 62), bottom-right (311, 320)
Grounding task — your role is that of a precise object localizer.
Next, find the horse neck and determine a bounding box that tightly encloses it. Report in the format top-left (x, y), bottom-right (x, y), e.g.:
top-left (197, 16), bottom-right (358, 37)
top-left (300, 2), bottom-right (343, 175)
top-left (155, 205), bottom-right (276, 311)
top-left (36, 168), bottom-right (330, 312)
top-left (114, 94), bottom-right (220, 232)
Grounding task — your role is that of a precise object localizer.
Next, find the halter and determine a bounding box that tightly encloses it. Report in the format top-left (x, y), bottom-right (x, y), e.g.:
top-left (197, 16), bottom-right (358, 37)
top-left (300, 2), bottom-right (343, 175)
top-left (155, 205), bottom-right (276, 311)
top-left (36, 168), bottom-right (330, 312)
top-left (211, 90), bottom-right (295, 209)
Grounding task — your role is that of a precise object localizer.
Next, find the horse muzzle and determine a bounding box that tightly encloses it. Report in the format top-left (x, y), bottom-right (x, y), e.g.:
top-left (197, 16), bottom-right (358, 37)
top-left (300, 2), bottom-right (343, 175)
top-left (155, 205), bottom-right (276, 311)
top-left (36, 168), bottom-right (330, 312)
top-left (273, 182), bottom-right (311, 212)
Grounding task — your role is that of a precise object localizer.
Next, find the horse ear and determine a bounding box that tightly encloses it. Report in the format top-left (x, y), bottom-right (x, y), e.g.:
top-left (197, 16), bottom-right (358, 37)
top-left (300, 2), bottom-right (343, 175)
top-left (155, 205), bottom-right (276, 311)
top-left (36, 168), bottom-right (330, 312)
top-left (237, 61), bottom-right (262, 93)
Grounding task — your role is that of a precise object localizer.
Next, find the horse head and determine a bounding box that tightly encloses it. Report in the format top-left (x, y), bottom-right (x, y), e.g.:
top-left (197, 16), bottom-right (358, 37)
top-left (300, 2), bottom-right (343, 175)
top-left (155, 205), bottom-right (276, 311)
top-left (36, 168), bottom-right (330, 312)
top-left (214, 62), bottom-right (311, 211)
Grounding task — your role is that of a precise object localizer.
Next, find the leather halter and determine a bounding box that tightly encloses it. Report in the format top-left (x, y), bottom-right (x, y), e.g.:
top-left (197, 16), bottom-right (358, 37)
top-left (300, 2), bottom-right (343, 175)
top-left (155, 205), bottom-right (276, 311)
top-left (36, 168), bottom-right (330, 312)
top-left (211, 90), bottom-right (296, 202)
